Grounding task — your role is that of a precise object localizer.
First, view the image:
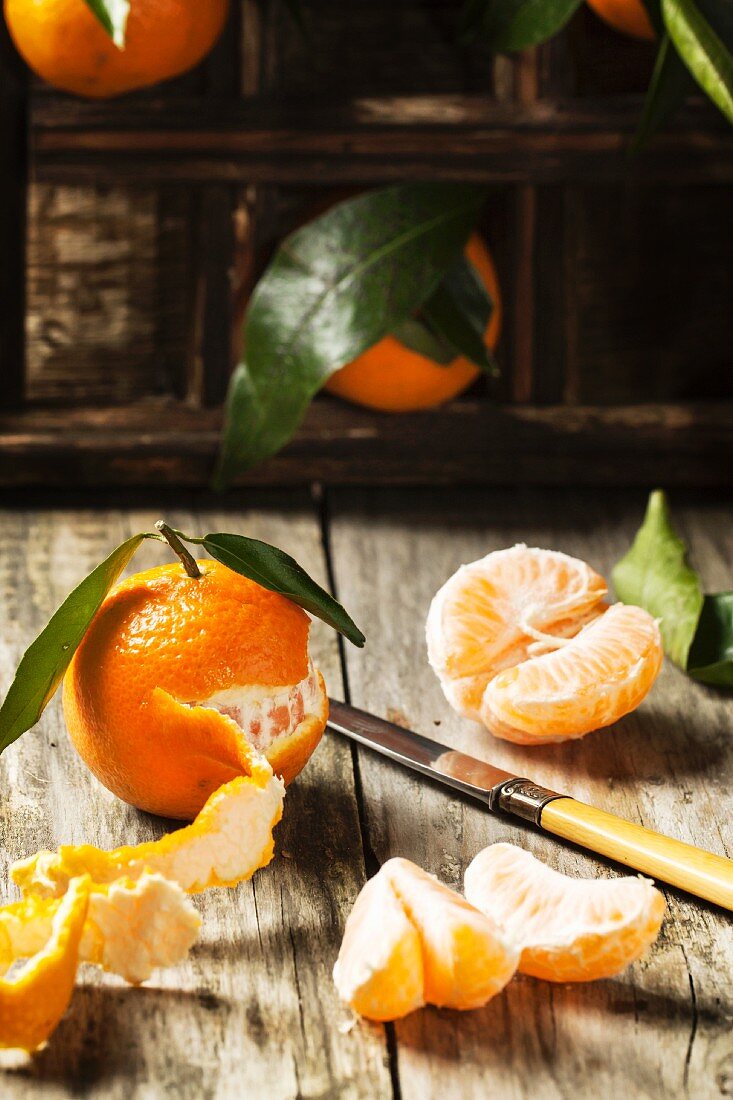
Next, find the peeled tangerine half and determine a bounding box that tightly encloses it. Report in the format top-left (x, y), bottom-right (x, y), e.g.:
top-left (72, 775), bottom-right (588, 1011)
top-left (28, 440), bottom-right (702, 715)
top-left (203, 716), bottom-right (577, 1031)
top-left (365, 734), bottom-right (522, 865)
top-left (426, 545), bottom-right (663, 744)
top-left (465, 844), bottom-right (666, 982)
top-left (333, 857), bottom-right (519, 1021)
top-left (12, 764), bottom-right (285, 901)
top-left (0, 877), bottom-right (89, 1052)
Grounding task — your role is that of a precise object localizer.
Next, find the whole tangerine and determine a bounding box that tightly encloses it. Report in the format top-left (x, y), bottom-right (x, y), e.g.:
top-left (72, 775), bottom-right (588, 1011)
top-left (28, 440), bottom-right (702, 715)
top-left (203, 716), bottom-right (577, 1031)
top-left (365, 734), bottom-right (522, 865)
top-left (4, 0), bottom-right (229, 98)
top-left (585, 0), bottom-right (655, 39)
top-left (324, 233), bottom-right (502, 413)
top-left (62, 558), bottom-right (328, 820)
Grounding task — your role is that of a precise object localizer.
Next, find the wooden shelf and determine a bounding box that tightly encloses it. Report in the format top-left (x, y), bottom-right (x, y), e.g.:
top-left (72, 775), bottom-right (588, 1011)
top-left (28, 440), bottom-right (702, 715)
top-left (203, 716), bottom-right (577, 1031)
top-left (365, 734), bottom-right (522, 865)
top-left (0, 398), bottom-right (729, 488)
top-left (31, 95), bottom-right (733, 185)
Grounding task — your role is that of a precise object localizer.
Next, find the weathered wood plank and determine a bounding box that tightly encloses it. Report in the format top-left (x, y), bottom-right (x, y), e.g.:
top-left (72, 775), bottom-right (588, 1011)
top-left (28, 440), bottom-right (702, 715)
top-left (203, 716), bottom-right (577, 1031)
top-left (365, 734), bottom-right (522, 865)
top-left (30, 97), bottom-right (732, 185)
top-left (0, 14), bottom-right (27, 409)
top-left (0, 399), bottom-right (731, 488)
top-left (0, 494), bottom-right (391, 1098)
top-left (328, 486), bottom-right (733, 1099)
top-left (26, 184), bottom-right (190, 404)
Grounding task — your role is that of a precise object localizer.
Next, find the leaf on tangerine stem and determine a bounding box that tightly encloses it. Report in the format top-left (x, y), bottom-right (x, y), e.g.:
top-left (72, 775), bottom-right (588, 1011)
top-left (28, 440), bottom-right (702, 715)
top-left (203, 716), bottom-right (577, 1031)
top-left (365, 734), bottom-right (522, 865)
top-left (0, 534), bottom-right (147, 755)
top-left (200, 532), bottom-right (366, 647)
top-left (391, 317), bottom-right (456, 366)
top-left (613, 490), bottom-right (733, 689)
top-left (212, 183), bottom-right (485, 489)
top-left (421, 257), bottom-right (498, 375)
top-left (83, 0), bottom-right (130, 48)
top-left (612, 490), bottom-right (703, 668)
top-left (632, 35), bottom-right (695, 151)
top-left (662, 0), bottom-right (733, 124)
top-left (687, 592), bottom-right (733, 688)
top-left (459, 0), bottom-right (583, 52)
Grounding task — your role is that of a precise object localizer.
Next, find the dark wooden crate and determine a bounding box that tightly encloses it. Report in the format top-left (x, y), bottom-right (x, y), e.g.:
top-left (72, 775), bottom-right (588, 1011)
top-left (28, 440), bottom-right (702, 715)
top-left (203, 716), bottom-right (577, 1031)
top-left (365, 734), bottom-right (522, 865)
top-left (1, 0), bottom-right (731, 488)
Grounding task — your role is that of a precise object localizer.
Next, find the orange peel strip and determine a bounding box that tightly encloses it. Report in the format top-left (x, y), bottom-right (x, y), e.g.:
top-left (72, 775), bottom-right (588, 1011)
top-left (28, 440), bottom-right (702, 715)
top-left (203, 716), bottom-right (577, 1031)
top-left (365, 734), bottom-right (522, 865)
top-left (334, 857), bottom-right (519, 1020)
top-left (1, 873), bottom-right (201, 986)
top-left (465, 843), bottom-right (666, 982)
top-left (12, 764), bottom-right (285, 900)
top-left (0, 876), bottom-right (89, 1052)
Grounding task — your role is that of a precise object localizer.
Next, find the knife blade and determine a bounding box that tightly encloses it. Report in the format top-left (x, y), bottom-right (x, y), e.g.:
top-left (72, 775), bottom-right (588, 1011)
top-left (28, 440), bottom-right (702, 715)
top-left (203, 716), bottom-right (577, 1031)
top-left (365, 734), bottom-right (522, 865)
top-left (327, 697), bottom-right (733, 911)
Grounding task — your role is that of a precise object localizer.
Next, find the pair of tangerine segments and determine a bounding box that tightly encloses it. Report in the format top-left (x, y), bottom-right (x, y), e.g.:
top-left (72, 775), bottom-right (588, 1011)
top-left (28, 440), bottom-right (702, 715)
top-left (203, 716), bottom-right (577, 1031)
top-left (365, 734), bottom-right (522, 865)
top-left (1, 747), bottom-right (286, 1052)
top-left (334, 846), bottom-right (666, 1022)
top-left (427, 545), bottom-right (663, 744)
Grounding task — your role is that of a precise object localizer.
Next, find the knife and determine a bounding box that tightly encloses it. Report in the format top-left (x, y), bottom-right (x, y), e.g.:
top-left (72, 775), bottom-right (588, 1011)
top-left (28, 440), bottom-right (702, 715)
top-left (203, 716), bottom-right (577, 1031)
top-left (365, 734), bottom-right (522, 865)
top-left (327, 698), bottom-right (733, 911)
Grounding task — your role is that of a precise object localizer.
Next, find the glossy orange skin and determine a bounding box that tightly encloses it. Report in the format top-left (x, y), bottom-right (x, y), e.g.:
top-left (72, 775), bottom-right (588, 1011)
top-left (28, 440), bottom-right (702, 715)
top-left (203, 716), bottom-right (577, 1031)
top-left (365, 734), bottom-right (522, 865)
top-left (586, 0), bottom-right (655, 40)
top-left (325, 234), bottom-right (502, 412)
top-left (4, 0), bottom-right (229, 98)
top-left (63, 560), bottom-right (325, 820)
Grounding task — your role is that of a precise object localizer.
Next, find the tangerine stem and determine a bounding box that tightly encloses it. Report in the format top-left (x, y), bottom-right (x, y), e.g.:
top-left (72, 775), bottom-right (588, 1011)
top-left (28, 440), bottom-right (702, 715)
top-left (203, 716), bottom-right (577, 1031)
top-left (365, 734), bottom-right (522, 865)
top-left (154, 522), bottom-right (201, 579)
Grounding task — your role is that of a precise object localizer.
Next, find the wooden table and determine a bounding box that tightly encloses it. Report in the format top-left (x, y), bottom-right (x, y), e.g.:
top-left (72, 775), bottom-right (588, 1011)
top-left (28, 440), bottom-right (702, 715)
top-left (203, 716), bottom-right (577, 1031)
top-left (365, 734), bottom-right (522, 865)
top-left (1, 487), bottom-right (731, 1098)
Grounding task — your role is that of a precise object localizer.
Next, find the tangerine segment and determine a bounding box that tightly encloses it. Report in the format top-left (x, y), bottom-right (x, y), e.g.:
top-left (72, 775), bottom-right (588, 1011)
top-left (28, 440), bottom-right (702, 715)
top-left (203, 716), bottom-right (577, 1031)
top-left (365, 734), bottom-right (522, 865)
top-left (465, 844), bottom-right (666, 982)
top-left (63, 559), bottom-right (327, 819)
top-left (383, 859), bottom-right (519, 1010)
top-left (427, 545), bottom-right (608, 722)
top-left (325, 234), bottom-right (502, 412)
top-left (334, 857), bottom-right (518, 1020)
top-left (1, 874), bottom-right (201, 986)
top-left (333, 865), bottom-right (425, 1021)
top-left (12, 768), bottom-right (285, 900)
top-left (482, 603), bottom-right (663, 745)
top-left (0, 877), bottom-right (89, 1052)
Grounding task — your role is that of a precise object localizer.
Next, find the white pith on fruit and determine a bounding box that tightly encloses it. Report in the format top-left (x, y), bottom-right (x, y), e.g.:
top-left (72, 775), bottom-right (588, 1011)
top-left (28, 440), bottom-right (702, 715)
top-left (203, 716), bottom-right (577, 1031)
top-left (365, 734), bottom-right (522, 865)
top-left (190, 659), bottom-right (323, 752)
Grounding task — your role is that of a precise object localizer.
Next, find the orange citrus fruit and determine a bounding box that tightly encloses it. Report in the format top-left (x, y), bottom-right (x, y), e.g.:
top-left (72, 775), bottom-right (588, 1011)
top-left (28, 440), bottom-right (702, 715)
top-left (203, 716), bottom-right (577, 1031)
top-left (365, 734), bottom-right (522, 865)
top-left (465, 843), bottom-right (666, 982)
top-left (333, 857), bottom-right (518, 1020)
top-left (62, 559), bottom-right (328, 820)
top-left (4, 0), bottom-right (228, 98)
top-left (427, 545), bottom-right (662, 744)
top-left (586, 0), bottom-right (655, 39)
top-left (325, 233), bottom-right (502, 412)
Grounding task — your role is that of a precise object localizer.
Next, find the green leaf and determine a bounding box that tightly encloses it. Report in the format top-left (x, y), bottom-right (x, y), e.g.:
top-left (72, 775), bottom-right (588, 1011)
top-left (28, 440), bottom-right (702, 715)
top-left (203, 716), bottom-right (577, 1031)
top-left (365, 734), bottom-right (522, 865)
top-left (662, 0), bottom-right (733, 124)
top-left (0, 534), bottom-right (145, 755)
top-left (462, 0), bottom-right (583, 51)
top-left (392, 317), bottom-right (456, 365)
top-left (83, 0), bottom-right (130, 47)
top-left (421, 257), bottom-right (498, 375)
top-left (200, 533), bottom-right (365, 647)
top-left (213, 183), bottom-right (485, 488)
top-left (633, 35), bottom-right (695, 150)
top-left (687, 592), bottom-right (733, 687)
top-left (695, 0), bottom-right (733, 51)
top-left (612, 490), bottom-right (703, 667)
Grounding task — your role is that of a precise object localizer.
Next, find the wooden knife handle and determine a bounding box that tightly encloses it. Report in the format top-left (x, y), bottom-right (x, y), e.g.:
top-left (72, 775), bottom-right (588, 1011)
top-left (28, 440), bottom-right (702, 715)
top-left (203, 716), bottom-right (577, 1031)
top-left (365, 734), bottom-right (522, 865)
top-left (540, 797), bottom-right (733, 911)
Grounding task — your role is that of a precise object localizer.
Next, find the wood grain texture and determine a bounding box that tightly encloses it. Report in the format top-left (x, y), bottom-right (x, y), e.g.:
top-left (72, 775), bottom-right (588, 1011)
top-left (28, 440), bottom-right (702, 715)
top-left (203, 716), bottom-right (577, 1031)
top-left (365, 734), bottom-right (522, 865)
top-left (0, 399), bottom-right (730, 488)
top-left (327, 486), bottom-right (733, 1100)
top-left (25, 185), bottom-right (190, 404)
top-left (0, 494), bottom-right (390, 1098)
top-left (30, 96), bottom-right (732, 185)
top-left (0, 14), bottom-right (27, 409)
